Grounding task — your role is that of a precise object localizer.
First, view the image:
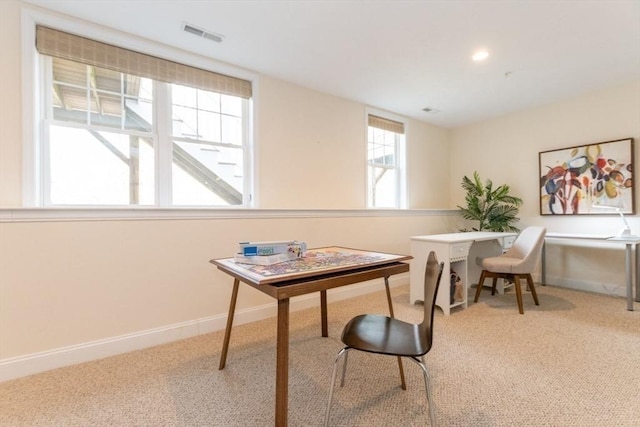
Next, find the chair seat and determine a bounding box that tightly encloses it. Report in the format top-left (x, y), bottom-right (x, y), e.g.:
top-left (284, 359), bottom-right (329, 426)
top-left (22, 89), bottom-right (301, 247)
top-left (341, 314), bottom-right (429, 357)
top-left (482, 255), bottom-right (529, 274)
top-left (325, 253), bottom-right (443, 427)
top-left (475, 226), bottom-right (546, 314)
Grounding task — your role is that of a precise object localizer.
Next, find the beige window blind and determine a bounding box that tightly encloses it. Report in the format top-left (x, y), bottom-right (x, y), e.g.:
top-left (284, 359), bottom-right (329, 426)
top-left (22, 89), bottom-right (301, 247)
top-left (368, 114), bottom-right (405, 134)
top-left (36, 25), bottom-right (252, 99)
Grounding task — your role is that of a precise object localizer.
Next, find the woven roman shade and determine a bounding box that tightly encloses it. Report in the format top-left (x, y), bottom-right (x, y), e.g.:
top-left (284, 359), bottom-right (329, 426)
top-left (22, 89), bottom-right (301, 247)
top-left (35, 25), bottom-right (252, 99)
top-left (368, 114), bottom-right (405, 134)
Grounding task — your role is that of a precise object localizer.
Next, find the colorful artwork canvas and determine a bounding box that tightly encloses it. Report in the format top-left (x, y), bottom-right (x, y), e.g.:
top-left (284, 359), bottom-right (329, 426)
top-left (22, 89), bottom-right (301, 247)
top-left (539, 138), bottom-right (634, 215)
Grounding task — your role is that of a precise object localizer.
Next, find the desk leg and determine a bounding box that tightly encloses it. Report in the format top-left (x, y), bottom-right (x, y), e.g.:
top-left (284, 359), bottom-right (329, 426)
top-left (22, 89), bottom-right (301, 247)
top-left (276, 298), bottom-right (290, 427)
top-left (636, 245), bottom-right (640, 303)
top-left (219, 278), bottom-right (240, 370)
top-left (541, 241), bottom-right (547, 285)
top-left (320, 290), bottom-right (328, 337)
top-left (625, 244), bottom-right (633, 311)
top-left (384, 277), bottom-right (407, 391)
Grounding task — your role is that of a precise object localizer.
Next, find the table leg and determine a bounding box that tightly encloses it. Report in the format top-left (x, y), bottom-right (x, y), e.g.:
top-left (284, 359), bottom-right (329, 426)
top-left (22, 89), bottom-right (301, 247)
top-left (276, 298), bottom-right (290, 427)
top-left (634, 245), bottom-right (640, 302)
top-left (219, 278), bottom-right (240, 370)
top-left (541, 241), bottom-right (547, 285)
top-left (384, 277), bottom-right (407, 391)
top-left (625, 244), bottom-right (633, 311)
top-left (320, 290), bottom-right (328, 337)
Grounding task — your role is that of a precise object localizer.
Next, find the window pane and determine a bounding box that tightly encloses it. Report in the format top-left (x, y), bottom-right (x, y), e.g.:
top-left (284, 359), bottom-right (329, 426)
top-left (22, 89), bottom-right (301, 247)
top-left (221, 114), bottom-right (242, 145)
top-left (367, 121), bottom-right (401, 208)
top-left (171, 84), bottom-right (244, 145)
top-left (48, 126), bottom-right (154, 205)
top-left (124, 96), bottom-right (153, 132)
top-left (52, 85), bottom-right (88, 124)
top-left (172, 105), bottom-right (198, 138)
top-left (51, 57), bottom-right (153, 132)
top-left (368, 165), bottom-right (397, 208)
top-left (221, 94), bottom-right (242, 116)
top-left (197, 110), bottom-right (221, 142)
top-left (199, 90), bottom-right (220, 113)
top-left (172, 140), bottom-right (244, 206)
top-left (90, 91), bottom-right (122, 128)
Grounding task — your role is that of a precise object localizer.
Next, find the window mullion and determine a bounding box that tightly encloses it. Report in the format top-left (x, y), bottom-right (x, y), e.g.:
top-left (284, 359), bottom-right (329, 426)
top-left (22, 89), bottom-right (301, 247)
top-left (243, 98), bottom-right (253, 206)
top-left (40, 56), bottom-right (53, 206)
top-left (155, 82), bottom-right (172, 207)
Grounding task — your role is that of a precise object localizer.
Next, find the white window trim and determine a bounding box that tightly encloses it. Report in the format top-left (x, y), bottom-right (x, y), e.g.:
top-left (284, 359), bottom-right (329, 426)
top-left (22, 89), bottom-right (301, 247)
top-left (0, 207), bottom-right (456, 223)
top-left (21, 5), bottom-right (258, 208)
top-left (365, 108), bottom-right (408, 209)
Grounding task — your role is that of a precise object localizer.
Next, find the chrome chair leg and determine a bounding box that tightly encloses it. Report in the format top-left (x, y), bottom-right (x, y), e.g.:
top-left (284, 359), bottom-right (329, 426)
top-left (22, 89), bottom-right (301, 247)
top-left (408, 356), bottom-right (436, 427)
top-left (325, 348), bottom-right (349, 427)
top-left (340, 350), bottom-right (349, 387)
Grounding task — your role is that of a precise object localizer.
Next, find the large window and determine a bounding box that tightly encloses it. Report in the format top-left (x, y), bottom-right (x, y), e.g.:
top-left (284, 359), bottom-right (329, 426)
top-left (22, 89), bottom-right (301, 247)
top-left (367, 114), bottom-right (406, 208)
top-left (35, 26), bottom-right (252, 207)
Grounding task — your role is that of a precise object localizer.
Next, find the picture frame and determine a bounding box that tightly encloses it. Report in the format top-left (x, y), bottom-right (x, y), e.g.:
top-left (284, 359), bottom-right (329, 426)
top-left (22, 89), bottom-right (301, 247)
top-left (539, 138), bottom-right (634, 215)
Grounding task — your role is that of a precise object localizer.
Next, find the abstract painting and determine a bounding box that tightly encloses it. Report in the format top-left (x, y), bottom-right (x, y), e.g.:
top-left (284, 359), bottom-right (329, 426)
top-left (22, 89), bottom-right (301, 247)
top-left (539, 138), bottom-right (634, 215)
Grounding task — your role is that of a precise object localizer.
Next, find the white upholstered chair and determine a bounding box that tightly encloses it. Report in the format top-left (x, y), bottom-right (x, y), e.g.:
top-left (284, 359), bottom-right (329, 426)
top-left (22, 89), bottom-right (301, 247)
top-left (473, 226), bottom-right (546, 314)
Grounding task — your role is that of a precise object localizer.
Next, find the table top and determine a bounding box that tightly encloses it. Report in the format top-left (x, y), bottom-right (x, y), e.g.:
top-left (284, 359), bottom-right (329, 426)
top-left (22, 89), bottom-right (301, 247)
top-left (211, 246), bottom-right (411, 286)
top-left (546, 232), bottom-right (640, 243)
top-left (410, 231), bottom-right (517, 243)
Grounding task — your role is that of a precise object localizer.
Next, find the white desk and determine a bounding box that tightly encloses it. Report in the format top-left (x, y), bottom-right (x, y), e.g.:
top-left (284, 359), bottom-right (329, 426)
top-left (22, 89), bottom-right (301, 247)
top-left (410, 232), bottom-right (517, 315)
top-left (542, 233), bottom-right (640, 311)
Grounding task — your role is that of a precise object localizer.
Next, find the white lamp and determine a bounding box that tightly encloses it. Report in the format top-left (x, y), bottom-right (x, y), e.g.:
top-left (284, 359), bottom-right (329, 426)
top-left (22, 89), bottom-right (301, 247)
top-left (613, 207), bottom-right (632, 238)
top-left (591, 202), bottom-right (635, 238)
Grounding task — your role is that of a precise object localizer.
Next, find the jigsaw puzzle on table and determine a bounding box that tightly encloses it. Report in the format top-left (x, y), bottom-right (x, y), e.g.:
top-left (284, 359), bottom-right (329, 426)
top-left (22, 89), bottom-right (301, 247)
top-left (213, 246), bottom-right (411, 285)
top-left (236, 247), bottom-right (386, 277)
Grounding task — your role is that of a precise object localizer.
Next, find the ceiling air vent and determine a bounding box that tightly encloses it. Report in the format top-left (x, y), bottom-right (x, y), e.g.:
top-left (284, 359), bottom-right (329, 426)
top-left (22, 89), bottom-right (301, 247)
top-left (183, 23), bottom-right (224, 43)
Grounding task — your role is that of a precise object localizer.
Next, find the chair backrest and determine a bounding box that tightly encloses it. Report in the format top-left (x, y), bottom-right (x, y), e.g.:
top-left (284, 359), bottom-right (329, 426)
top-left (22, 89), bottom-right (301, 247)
top-left (503, 226), bottom-right (547, 272)
top-left (419, 251), bottom-right (444, 349)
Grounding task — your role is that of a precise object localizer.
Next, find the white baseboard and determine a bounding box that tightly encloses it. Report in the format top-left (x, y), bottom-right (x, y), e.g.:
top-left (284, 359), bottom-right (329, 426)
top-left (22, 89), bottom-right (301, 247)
top-left (544, 274), bottom-right (626, 297)
top-left (0, 274), bottom-right (407, 382)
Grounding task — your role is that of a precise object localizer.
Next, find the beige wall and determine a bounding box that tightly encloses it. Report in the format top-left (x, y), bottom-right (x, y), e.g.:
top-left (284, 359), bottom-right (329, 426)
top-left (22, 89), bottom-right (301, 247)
top-left (0, 213), bottom-right (454, 360)
top-left (450, 80), bottom-right (640, 221)
top-left (256, 76), bottom-right (451, 209)
top-left (0, 0), bottom-right (23, 206)
top-left (450, 79), bottom-right (640, 294)
top-left (1, 0), bottom-right (639, 380)
top-left (0, 0), bottom-right (453, 378)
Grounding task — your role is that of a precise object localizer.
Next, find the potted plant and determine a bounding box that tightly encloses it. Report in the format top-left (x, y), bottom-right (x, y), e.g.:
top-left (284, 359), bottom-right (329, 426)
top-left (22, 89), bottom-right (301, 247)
top-left (458, 171), bottom-right (523, 232)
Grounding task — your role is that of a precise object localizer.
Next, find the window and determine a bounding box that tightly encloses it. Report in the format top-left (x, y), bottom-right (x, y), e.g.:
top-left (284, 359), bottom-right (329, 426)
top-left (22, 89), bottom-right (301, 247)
top-left (35, 26), bottom-right (252, 207)
top-left (367, 114), bottom-right (406, 208)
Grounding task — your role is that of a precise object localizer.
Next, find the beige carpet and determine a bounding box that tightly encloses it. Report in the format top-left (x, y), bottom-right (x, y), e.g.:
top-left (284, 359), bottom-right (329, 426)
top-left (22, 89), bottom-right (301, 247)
top-left (1, 284), bottom-right (639, 426)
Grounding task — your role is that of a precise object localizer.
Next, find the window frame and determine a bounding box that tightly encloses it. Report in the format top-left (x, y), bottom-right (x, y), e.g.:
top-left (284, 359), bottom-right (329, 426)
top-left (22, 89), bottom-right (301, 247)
top-left (21, 8), bottom-right (257, 209)
top-left (365, 109), bottom-right (407, 209)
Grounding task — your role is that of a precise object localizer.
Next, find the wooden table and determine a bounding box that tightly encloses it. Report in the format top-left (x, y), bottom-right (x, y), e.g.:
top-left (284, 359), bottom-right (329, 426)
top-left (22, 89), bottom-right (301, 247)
top-left (210, 247), bottom-right (412, 426)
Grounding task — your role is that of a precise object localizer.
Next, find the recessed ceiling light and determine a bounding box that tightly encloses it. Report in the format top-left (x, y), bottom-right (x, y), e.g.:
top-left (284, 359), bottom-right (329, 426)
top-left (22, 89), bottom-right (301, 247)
top-left (472, 50), bottom-right (489, 61)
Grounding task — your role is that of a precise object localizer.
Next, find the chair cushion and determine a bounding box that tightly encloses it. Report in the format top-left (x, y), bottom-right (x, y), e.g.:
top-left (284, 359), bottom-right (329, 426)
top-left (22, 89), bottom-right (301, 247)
top-left (341, 314), bottom-right (430, 357)
top-left (482, 255), bottom-right (528, 274)
top-left (482, 226), bottom-right (546, 274)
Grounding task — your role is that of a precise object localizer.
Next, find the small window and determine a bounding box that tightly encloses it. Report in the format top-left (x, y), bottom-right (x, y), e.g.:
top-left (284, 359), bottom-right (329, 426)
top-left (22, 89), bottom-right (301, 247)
top-left (367, 114), bottom-right (406, 208)
top-left (34, 25), bottom-right (252, 207)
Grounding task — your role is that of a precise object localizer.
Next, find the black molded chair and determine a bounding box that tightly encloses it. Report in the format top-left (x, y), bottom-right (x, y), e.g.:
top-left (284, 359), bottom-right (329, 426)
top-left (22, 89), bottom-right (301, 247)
top-left (324, 251), bottom-right (444, 426)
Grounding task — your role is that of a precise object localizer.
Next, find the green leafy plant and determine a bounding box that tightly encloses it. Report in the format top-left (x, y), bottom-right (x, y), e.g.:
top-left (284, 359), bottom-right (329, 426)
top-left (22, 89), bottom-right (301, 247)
top-left (458, 171), bottom-right (523, 232)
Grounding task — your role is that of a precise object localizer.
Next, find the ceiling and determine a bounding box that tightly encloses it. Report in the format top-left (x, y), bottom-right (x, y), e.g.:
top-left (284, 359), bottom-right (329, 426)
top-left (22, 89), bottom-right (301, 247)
top-left (24, 0), bottom-right (640, 128)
